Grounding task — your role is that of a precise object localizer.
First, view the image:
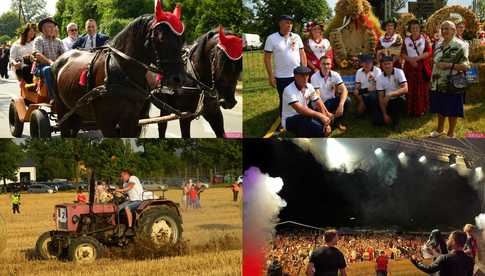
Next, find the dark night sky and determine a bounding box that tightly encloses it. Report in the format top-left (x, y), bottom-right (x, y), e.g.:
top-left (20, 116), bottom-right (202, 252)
top-left (244, 139), bottom-right (483, 231)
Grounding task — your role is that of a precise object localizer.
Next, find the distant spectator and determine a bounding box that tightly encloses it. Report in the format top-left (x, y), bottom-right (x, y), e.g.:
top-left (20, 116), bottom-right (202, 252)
top-left (232, 181), bottom-right (240, 202)
top-left (62, 22), bottom-right (79, 50)
top-left (75, 187), bottom-right (87, 203)
top-left (11, 192), bottom-right (21, 214)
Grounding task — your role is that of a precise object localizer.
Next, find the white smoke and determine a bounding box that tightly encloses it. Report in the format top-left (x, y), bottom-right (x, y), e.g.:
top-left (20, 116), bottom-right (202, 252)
top-left (243, 167), bottom-right (287, 274)
top-left (476, 214), bottom-right (485, 229)
top-left (244, 167), bottom-right (287, 243)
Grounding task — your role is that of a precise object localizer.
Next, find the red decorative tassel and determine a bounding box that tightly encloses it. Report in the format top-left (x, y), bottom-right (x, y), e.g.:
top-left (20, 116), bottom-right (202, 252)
top-left (79, 70), bottom-right (87, 86)
top-left (156, 73), bottom-right (163, 83)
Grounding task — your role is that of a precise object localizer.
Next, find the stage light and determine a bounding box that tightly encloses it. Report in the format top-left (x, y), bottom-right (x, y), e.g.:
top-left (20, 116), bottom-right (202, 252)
top-left (374, 148), bottom-right (383, 155)
top-left (448, 154), bottom-right (457, 167)
top-left (398, 152), bottom-right (405, 159)
top-left (419, 156), bottom-right (426, 163)
top-left (326, 138), bottom-right (351, 169)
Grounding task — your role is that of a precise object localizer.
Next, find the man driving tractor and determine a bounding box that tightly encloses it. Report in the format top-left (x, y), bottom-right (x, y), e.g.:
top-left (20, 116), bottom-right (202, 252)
top-left (116, 169), bottom-right (144, 235)
top-left (32, 17), bottom-right (65, 104)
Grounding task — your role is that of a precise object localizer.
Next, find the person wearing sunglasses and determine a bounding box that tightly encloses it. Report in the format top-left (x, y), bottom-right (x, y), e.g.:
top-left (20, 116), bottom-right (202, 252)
top-left (62, 22), bottom-right (79, 51)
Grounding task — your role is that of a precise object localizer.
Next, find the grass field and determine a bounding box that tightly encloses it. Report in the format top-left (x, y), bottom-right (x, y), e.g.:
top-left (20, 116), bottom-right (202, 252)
top-left (243, 50), bottom-right (485, 138)
top-left (0, 188), bottom-right (242, 276)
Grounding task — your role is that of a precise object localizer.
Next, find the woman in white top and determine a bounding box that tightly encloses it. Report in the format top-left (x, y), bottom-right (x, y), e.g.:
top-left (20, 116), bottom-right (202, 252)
top-left (304, 21), bottom-right (332, 73)
top-left (376, 19), bottom-right (403, 68)
top-left (10, 23), bottom-right (36, 83)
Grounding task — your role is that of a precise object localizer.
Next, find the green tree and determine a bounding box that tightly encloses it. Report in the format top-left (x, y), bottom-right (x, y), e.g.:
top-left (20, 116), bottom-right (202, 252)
top-left (10, 0), bottom-right (49, 23)
top-left (0, 11), bottom-right (21, 39)
top-left (24, 139), bottom-right (77, 181)
top-left (477, 0), bottom-right (485, 21)
top-left (251, 0), bottom-right (331, 39)
top-left (0, 140), bottom-right (25, 190)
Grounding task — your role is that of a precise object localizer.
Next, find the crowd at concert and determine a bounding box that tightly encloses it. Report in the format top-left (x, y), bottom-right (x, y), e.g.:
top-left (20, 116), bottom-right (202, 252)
top-left (267, 230), bottom-right (430, 275)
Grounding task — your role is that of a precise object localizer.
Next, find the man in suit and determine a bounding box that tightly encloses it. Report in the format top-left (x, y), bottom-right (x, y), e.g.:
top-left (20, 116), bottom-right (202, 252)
top-left (72, 19), bottom-right (109, 50)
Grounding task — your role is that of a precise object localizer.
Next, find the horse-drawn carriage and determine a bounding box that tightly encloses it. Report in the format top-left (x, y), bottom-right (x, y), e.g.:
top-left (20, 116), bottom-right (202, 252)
top-left (8, 1), bottom-right (242, 138)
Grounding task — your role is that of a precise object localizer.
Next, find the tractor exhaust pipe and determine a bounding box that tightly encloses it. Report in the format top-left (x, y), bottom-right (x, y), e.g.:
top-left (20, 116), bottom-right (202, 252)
top-left (89, 171), bottom-right (96, 214)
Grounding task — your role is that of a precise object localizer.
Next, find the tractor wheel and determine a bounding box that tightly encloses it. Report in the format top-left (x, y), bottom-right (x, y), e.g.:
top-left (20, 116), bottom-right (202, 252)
top-left (9, 101), bottom-right (24, 137)
top-left (68, 236), bottom-right (104, 264)
top-left (35, 231), bottom-right (59, 260)
top-left (30, 109), bottom-right (51, 138)
top-left (136, 206), bottom-right (182, 248)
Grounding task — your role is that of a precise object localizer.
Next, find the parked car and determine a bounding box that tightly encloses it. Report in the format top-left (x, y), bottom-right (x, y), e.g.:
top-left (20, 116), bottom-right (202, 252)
top-left (28, 184), bottom-right (54, 193)
top-left (243, 33), bottom-right (262, 50)
top-left (49, 182), bottom-right (75, 191)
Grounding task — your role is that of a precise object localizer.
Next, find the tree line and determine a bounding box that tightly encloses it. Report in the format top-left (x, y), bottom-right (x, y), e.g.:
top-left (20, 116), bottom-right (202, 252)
top-left (0, 139), bottom-right (242, 184)
top-left (0, 0), bottom-right (247, 44)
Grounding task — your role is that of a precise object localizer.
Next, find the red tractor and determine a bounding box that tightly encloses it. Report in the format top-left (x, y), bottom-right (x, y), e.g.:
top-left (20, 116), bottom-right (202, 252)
top-left (35, 173), bottom-right (183, 263)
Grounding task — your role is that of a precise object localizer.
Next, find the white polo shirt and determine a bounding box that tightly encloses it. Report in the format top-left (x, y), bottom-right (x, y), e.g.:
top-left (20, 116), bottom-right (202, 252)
top-left (310, 70), bottom-right (344, 103)
top-left (264, 32), bottom-right (304, 78)
top-left (355, 66), bottom-right (382, 91)
top-left (281, 82), bottom-right (319, 128)
top-left (376, 68), bottom-right (407, 99)
top-left (124, 175), bottom-right (144, 201)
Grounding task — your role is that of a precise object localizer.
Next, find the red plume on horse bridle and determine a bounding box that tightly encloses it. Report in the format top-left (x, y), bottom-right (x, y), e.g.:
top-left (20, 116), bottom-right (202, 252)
top-left (152, 0), bottom-right (184, 36)
top-left (217, 26), bottom-right (243, 61)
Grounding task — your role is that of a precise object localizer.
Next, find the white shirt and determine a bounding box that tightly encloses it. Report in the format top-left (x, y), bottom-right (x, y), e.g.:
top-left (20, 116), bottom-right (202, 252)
top-left (355, 66), bottom-right (382, 91)
top-left (281, 82), bottom-right (319, 128)
top-left (264, 32), bottom-right (304, 78)
top-left (376, 68), bottom-right (407, 98)
top-left (404, 35), bottom-right (427, 58)
top-left (379, 33), bottom-right (399, 49)
top-left (9, 40), bottom-right (34, 64)
top-left (84, 34), bottom-right (97, 49)
top-left (62, 36), bottom-right (77, 51)
top-left (308, 38), bottom-right (331, 60)
top-left (124, 175), bottom-right (143, 201)
top-left (310, 70), bottom-right (344, 103)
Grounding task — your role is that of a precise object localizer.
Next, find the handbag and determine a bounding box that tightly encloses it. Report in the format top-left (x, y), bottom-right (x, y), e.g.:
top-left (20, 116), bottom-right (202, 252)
top-left (445, 52), bottom-right (468, 94)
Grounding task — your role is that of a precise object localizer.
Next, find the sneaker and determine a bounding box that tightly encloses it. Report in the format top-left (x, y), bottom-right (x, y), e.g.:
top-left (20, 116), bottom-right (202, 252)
top-left (429, 131), bottom-right (444, 138)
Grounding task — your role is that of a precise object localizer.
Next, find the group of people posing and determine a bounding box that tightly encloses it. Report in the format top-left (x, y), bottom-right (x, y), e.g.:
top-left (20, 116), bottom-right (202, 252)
top-left (7, 17), bottom-right (108, 102)
top-left (264, 15), bottom-right (471, 137)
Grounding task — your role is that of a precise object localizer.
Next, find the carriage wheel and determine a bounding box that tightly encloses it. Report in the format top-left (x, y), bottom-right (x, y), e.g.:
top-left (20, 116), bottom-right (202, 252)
top-left (9, 101), bottom-right (24, 137)
top-left (30, 109), bottom-right (51, 138)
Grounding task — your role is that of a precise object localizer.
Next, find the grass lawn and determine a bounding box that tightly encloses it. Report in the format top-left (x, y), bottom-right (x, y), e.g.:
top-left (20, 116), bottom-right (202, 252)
top-left (243, 51), bottom-right (485, 138)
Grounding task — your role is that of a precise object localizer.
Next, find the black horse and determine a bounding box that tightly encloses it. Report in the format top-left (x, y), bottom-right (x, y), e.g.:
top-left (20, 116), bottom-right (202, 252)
top-left (157, 27), bottom-right (242, 138)
top-left (51, 2), bottom-right (186, 137)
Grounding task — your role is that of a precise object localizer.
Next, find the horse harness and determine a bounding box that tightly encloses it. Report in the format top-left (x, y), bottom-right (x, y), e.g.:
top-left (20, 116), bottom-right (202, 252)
top-left (56, 44), bottom-right (205, 127)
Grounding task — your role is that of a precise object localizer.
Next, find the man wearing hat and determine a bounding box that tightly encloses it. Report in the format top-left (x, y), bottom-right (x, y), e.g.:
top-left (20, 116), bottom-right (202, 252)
top-left (376, 55), bottom-right (408, 131)
top-left (264, 15), bottom-right (307, 118)
top-left (281, 66), bottom-right (331, 137)
top-left (354, 53), bottom-right (382, 123)
top-left (33, 17), bottom-right (65, 102)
